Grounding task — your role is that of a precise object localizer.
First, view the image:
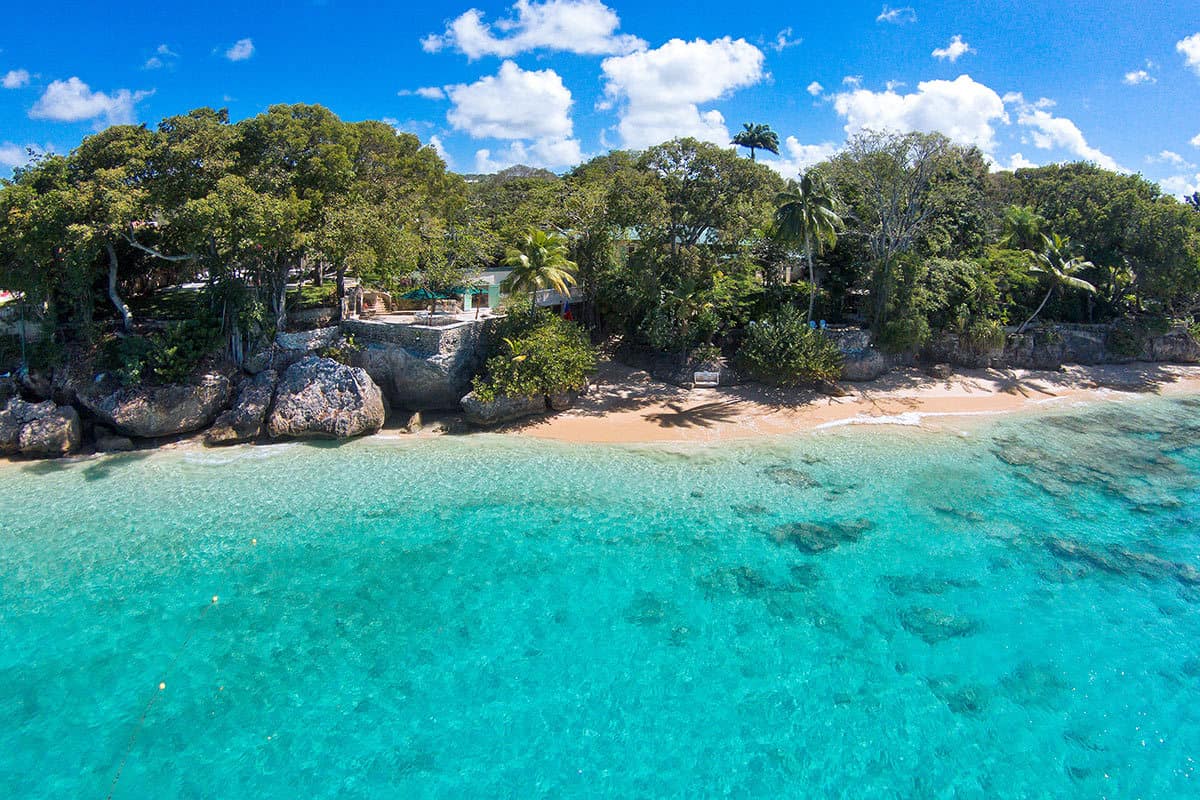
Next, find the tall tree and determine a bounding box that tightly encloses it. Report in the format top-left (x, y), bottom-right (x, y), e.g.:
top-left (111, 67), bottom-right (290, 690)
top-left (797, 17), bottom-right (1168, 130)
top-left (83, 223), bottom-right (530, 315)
top-left (999, 205), bottom-right (1047, 251)
top-left (501, 229), bottom-right (578, 314)
top-left (1018, 233), bottom-right (1096, 333)
top-left (731, 123), bottom-right (780, 161)
top-left (773, 173), bottom-right (842, 321)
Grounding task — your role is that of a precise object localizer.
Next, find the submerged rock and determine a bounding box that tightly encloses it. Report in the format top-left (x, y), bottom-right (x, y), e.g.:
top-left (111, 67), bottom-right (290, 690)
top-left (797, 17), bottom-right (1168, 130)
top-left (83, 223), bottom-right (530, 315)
top-left (79, 371), bottom-right (234, 439)
top-left (772, 519), bottom-right (873, 553)
top-left (267, 357), bottom-right (385, 440)
top-left (205, 370), bottom-right (278, 446)
top-left (0, 398), bottom-right (81, 457)
top-left (883, 574), bottom-right (981, 597)
top-left (898, 606), bottom-right (979, 643)
top-left (1046, 536), bottom-right (1200, 587)
top-left (764, 466), bottom-right (817, 489)
top-left (460, 391), bottom-right (547, 428)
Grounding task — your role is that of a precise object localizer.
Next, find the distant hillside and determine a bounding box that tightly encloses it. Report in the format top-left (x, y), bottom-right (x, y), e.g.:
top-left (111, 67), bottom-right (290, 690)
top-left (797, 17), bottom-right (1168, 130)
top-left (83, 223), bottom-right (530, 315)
top-left (460, 164), bottom-right (559, 183)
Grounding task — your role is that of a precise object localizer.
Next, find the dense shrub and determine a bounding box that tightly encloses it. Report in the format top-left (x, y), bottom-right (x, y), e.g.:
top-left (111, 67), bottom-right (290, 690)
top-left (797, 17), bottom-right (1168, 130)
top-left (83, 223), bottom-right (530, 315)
top-left (318, 335), bottom-right (360, 365)
top-left (960, 318), bottom-right (1006, 354)
top-left (876, 314), bottom-right (932, 354)
top-left (472, 311), bottom-right (597, 402)
top-left (104, 319), bottom-right (221, 385)
top-left (737, 305), bottom-right (844, 386)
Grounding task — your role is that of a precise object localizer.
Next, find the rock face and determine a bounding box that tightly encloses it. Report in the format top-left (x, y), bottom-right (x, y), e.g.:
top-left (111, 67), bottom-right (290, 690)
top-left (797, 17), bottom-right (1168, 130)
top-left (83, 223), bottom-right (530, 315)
top-left (840, 348), bottom-right (890, 381)
top-left (357, 345), bottom-right (484, 411)
top-left (461, 391), bottom-right (547, 427)
top-left (0, 397), bottom-right (81, 457)
top-left (204, 370), bottom-right (278, 446)
top-left (267, 357), bottom-right (385, 439)
top-left (79, 371), bottom-right (234, 439)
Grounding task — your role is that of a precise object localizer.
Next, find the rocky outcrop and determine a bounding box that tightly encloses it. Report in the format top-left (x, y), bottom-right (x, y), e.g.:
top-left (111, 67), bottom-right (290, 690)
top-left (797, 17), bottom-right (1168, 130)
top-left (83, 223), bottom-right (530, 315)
top-left (0, 397), bottom-right (80, 457)
top-left (267, 356), bottom-right (385, 439)
top-left (461, 391), bottom-right (547, 427)
top-left (357, 344), bottom-right (484, 411)
top-left (204, 370), bottom-right (278, 446)
top-left (79, 371), bottom-right (234, 439)
top-left (1143, 328), bottom-right (1200, 363)
top-left (548, 390), bottom-right (578, 412)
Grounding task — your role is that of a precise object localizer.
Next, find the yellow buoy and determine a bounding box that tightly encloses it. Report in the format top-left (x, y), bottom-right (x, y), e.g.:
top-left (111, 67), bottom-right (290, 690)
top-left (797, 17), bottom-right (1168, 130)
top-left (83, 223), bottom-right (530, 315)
top-left (158, 682), bottom-right (166, 691)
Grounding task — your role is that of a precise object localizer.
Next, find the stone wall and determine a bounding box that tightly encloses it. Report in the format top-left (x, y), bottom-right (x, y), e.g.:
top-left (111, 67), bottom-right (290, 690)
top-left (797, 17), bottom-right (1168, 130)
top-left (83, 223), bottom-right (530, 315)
top-left (927, 324), bottom-right (1200, 371)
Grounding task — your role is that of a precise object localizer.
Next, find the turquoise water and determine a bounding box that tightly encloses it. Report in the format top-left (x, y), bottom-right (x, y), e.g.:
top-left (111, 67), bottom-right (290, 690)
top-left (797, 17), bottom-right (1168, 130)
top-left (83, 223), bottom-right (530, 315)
top-left (4, 397), bottom-right (1200, 798)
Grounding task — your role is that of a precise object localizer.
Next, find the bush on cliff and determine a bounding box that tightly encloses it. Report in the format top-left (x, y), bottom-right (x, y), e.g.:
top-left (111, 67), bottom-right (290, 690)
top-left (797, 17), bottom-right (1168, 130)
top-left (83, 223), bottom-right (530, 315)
top-left (472, 311), bottom-right (597, 402)
top-left (104, 320), bottom-right (222, 385)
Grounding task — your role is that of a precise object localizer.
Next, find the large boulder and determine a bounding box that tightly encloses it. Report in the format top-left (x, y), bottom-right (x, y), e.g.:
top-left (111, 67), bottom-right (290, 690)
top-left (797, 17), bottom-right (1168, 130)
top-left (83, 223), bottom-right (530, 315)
top-left (79, 371), bottom-right (234, 439)
top-left (204, 370), bottom-right (278, 446)
top-left (461, 390), bottom-right (547, 427)
top-left (840, 348), bottom-right (890, 382)
top-left (267, 356), bottom-right (385, 439)
top-left (0, 397), bottom-right (81, 457)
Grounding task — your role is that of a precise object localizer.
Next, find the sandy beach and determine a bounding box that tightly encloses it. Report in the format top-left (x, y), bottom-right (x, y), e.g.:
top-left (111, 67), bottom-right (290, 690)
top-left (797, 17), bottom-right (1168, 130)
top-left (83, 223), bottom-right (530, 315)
top-left (512, 360), bottom-right (1200, 443)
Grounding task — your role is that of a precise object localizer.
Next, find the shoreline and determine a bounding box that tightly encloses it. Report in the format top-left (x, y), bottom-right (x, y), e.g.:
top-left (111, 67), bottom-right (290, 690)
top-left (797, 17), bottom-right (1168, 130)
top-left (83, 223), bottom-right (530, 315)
top-left (508, 360), bottom-right (1200, 444)
top-left (5, 361), bottom-right (1200, 468)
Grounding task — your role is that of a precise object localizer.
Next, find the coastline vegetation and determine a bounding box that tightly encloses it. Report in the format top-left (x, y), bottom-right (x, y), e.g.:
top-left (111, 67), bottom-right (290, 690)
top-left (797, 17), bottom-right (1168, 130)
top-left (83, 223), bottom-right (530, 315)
top-left (2, 103), bottom-right (1199, 398)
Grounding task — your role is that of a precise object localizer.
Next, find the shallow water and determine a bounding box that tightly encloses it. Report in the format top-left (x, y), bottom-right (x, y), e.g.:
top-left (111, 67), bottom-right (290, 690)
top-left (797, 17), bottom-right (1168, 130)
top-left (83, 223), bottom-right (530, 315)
top-left (3, 396), bottom-right (1200, 798)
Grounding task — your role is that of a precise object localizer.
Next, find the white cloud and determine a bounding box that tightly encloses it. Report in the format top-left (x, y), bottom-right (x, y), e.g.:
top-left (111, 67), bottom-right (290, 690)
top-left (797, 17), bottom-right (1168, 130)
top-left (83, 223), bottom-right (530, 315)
top-left (29, 77), bottom-right (151, 125)
top-left (876, 5), bottom-right (916, 24)
top-left (841, 75), bottom-right (862, 88)
top-left (423, 0), bottom-right (645, 59)
top-left (932, 35), bottom-right (973, 63)
top-left (1149, 150), bottom-right (1191, 167)
top-left (400, 86), bottom-right (447, 99)
top-left (833, 74), bottom-right (1009, 153)
top-left (1191, 132), bottom-right (1200, 148)
top-left (144, 43), bottom-right (179, 70)
top-left (1123, 69), bottom-right (1155, 85)
top-left (759, 136), bottom-right (839, 177)
top-left (428, 135), bottom-right (453, 168)
top-left (1014, 105), bottom-right (1122, 172)
top-left (772, 27), bottom-right (802, 52)
top-left (225, 38), bottom-right (255, 62)
top-left (1005, 153), bottom-right (1038, 170)
top-left (0, 142), bottom-right (31, 168)
top-left (806, 81), bottom-right (824, 96)
top-left (446, 61), bottom-right (582, 169)
top-left (2, 69), bottom-right (30, 89)
top-left (1160, 172), bottom-right (1200, 197)
top-left (474, 137), bottom-right (583, 172)
top-left (1177, 33), bottom-right (1200, 75)
top-left (600, 37), bottom-right (766, 149)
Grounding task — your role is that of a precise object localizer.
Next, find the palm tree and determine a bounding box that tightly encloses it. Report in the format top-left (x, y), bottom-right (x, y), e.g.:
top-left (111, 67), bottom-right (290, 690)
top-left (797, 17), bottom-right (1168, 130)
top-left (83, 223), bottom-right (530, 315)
top-left (1000, 205), bottom-right (1046, 251)
top-left (500, 228), bottom-right (579, 314)
top-left (772, 173), bottom-right (842, 321)
top-left (731, 123), bottom-right (780, 161)
top-left (1017, 233), bottom-right (1096, 333)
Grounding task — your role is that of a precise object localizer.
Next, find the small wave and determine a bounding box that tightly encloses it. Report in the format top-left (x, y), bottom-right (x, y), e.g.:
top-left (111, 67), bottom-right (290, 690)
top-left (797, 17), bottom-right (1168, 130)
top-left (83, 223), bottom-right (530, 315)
top-left (815, 410), bottom-right (1008, 430)
top-left (182, 443), bottom-right (297, 466)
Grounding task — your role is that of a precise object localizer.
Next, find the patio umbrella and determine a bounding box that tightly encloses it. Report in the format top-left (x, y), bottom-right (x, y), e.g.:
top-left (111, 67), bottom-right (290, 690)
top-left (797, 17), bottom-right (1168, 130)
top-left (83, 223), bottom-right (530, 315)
top-left (401, 287), bottom-right (450, 321)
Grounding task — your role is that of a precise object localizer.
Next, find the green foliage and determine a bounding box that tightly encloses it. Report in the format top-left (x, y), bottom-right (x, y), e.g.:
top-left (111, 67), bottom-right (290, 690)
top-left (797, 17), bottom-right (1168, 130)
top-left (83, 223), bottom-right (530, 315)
top-left (472, 311), bottom-right (597, 402)
top-left (737, 305), bottom-right (844, 385)
top-left (877, 314), bottom-right (932, 354)
top-left (960, 318), bottom-right (1006, 354)
top-left (288, 283), bottom-right (338, 310)
top-left (318, 335), bottom-right (360, 365)
top-left (104, 319), bottom-right (221, 385)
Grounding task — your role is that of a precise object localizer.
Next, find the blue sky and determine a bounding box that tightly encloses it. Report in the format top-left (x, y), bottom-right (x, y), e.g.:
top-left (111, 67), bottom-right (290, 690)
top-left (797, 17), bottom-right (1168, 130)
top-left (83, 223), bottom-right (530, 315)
top-left (2, 0), bottom-right (1200, 195)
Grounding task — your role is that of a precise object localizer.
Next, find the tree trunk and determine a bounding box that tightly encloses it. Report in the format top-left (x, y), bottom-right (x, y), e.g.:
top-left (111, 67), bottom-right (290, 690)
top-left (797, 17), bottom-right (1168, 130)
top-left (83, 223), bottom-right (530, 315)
top-left (105, 241), bottom-right (133, 332)
top-left (1018, 286), bottom-right (1055, 334)
top-left (749, 147), bottom-right (756, 161)
top-left (804, 232), bottom-right (816, 323)
top-left (335, 266), bottom-right (346, 322)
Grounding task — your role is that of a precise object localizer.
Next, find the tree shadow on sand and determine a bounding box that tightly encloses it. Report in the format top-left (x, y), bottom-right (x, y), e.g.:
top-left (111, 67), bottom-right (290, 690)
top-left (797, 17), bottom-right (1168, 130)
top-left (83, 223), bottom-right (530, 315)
top-left (645, 400), bottom-right (744, 429)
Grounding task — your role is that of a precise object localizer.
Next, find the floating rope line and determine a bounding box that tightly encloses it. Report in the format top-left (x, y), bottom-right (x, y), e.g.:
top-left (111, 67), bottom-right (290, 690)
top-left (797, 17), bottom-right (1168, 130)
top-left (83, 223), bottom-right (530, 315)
top-left (105, 594), bottom-right (220, 800)
top-left (106, 534), bottom-right (262, 798)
